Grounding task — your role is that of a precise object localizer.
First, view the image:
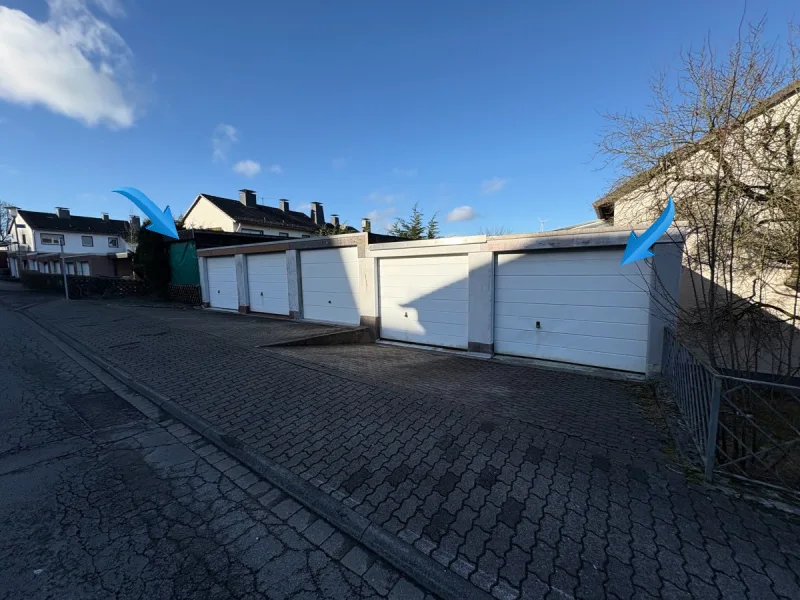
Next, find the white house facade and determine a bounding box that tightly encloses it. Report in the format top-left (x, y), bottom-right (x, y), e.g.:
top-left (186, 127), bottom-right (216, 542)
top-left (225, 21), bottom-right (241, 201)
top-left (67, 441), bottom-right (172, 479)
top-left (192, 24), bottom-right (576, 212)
top-left (6, 206), bottom-right (138, 279)
top-left (182, 189), bottom-right (356, 238)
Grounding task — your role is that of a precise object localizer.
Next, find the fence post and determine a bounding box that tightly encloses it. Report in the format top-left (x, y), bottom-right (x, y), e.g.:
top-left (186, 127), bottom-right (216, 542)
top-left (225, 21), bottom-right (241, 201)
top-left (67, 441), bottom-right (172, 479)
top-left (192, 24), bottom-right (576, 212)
top-left (704, 376), bottom-right (722, 482)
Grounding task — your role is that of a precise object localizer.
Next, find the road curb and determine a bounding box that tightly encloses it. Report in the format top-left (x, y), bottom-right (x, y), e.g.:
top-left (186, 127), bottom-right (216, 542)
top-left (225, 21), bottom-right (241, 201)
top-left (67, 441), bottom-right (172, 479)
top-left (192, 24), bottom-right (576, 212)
top-left (23, 308), bottom-right (492, 600)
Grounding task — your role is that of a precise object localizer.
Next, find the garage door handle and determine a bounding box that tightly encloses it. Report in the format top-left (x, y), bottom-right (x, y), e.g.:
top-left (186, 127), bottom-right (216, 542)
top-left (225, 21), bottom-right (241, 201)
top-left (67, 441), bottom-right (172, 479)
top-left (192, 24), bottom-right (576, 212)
top-left (217, 290), bottom-right (220, 293)
top-left (260, 292), bottom-right (263, 296)
top-left (404, 312), bottom-right (408, 317)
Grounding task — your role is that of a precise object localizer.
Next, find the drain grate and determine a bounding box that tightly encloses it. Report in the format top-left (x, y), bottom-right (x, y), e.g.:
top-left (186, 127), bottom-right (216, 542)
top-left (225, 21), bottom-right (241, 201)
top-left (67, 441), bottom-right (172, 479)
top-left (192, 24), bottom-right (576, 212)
top-left (64, 391), bottom-right (145, 431)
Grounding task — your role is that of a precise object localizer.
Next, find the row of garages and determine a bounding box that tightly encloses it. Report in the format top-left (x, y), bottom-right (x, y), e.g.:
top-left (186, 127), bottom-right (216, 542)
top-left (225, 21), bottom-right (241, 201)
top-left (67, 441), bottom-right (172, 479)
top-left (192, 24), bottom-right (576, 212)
top-left (198, 231), bottom-right (681, 376)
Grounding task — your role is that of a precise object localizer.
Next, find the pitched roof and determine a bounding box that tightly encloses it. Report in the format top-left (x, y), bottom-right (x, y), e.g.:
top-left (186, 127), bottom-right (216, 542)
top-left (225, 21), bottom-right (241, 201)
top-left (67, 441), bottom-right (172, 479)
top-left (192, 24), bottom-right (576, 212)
top-left (593, 78), bottom-right (800, 219)
top-left (17, 210), bottom-right (130, 236)
top-left (201, 194), bottom-right (323, 232)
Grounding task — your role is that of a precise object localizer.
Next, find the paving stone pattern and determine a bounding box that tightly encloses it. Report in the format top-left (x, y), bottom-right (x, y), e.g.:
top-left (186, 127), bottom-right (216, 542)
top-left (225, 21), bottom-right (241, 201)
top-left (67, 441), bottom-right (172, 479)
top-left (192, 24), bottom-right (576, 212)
top-left (0, 299), bottom-right (430, 599)
top-left (127, 303), bottom-right (350, 346)
top-left (30, 299), bottom-right (800, 599)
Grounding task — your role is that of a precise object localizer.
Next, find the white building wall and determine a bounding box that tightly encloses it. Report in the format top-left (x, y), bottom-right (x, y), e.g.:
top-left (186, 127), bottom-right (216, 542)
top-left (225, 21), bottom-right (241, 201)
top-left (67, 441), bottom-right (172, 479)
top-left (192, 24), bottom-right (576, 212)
top-left (33, 230), bottom-right (130, 254)
top-left (236, 225), bottom-right (311, 238)
top-left (183, 197), bottom-right (237, 231)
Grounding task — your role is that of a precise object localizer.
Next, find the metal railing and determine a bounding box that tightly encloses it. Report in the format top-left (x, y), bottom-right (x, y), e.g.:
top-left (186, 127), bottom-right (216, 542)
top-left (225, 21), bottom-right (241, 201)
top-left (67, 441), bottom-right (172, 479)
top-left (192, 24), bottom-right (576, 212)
top-left (662, 328), bottom-right (800, 491)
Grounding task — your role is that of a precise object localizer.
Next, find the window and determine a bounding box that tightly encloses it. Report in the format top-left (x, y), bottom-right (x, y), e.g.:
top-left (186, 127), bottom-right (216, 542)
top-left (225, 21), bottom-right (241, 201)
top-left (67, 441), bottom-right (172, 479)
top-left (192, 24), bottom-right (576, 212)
top-left (21, 233), bottom-right (26, 244)
top-left (52, 261), bottom-right (61, 274)
top-left (41, 262), bottom-right (50, 274)
top-left (82, 236), bottom-right (94, 247)
top-left (241, 228), bottom-right (264, 235)
top-left (78, 262), bottom-right (90, 276)
top-left (108, 237), bottom-right (119, 248)
top-left (279, 232), bottom-right (290, 238)
top-left (40, 233), bottom-right (65, 245)
top-left (66, 262), bottom-right (76, 275)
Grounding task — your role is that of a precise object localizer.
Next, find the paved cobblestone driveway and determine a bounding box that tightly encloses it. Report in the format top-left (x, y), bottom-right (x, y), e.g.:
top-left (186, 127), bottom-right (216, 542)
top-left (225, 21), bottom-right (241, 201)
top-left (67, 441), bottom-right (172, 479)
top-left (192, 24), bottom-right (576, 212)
top-left (0, 297), bottom-right (429, 599)
top-left (27, 298), bottom-right (800, 599)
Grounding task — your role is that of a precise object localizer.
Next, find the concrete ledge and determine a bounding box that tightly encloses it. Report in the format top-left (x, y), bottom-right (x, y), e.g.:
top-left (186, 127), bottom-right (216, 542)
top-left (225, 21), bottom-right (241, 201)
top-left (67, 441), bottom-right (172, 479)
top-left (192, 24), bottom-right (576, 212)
top-left (23, 309), bottom-right (490, 600)
top-left (261, 326), bottom-right (374, 347)
top-left (359, 315), bottom-right (380, 339)
top-left (468, 341), bottom-right (493, 354)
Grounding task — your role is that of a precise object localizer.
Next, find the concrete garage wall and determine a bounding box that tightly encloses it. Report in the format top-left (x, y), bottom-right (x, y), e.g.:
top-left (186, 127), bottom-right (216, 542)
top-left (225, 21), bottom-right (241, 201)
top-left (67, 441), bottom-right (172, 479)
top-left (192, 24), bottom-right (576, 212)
top-left (196, 229), bottom-right (683, 376)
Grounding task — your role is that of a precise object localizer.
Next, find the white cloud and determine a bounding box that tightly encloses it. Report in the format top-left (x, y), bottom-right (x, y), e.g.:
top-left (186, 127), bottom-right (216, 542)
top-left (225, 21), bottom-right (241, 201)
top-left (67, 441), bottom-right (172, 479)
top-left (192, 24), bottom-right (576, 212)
top-left (233, 159), bottom-right (261, 177)
top-left (212, 124), bottom-right (238, 162)
top-left (267, 164), bottom-right (283, 174)
top-left (0, 0), bottom-right (137, 128)
top-left (296, 203), bottom-right (312, 213)
top-left (332, 157), bottom-right (347, 169)
top-left (366, 191), bottom-right (400, 204)
top-left (446, 206), bottom-right (476, 222)
top-left (365, 208), bottom-right (398, 233)
top-left (392, 167), bottom-right (417, 177)
top-left (481, 177), bottom-right (507, 195)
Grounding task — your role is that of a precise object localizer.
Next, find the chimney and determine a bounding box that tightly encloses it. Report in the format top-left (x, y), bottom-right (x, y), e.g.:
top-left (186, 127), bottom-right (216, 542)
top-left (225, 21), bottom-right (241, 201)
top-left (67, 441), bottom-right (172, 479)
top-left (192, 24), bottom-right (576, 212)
top-left (56, 207), bottom-right (70, 219)
top-left (279, 199), bottom-right (290, 212)
top-left (310, 202), bottom-right (325, 226)
top-left (361, 218), bottom-right (371, 233)
top-left (129, 215), bottom-right (141, 229)
top-left (239, 189), bottom-right (257, 207)
top-left (101, 212), bottom-right (109, 221)
top-left (331, 214), bottom-right (340, 228)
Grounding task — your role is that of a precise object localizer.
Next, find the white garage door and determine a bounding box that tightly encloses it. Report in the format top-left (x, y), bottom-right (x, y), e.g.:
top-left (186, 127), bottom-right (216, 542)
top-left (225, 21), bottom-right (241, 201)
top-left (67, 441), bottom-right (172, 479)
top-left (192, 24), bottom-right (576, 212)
top-left (494, 250), bottom-right (650, 372)
top-left (300, 247), bottom-right (360, 325)
top-left (379, 255), bottom-right (469, 349)
top-left (207, 256), bottom-right (238, 310)
top-left (247, 253), bottom-right (289, 315)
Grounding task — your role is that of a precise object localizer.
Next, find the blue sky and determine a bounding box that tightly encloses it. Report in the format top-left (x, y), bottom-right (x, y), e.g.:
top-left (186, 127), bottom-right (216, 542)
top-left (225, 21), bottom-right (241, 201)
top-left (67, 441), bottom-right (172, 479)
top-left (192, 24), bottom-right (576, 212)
top-left (1, 0), bottom-right (798, 235)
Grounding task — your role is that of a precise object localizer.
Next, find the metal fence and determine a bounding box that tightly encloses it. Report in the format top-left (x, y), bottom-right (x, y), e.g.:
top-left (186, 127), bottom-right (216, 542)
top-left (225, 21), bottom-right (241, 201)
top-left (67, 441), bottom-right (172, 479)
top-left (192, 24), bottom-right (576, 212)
top-left (662, 328), bottom-right (800, 491)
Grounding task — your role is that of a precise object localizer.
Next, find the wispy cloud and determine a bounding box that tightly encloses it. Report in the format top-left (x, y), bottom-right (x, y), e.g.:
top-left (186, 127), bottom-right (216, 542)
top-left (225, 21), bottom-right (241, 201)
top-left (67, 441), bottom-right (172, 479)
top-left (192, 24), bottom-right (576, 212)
top-left (212, 124), bottom-right (238, 162)
top-left (0, 163), bottom-right (19, 175)
top-left (332, 157), bottom-right (347, 170)
top-left (365, 207), bottom-right (398, 233)
top-left (446, 206), bottom-right (476, 222)
top-left (267, 164), bottom-right (283, 174)
top-left (481, 177), bottom-right (507, 195)
top-left (233, 159), bottom-right (261, 177)
top-left (296, 203), bottom-right (312, 213)
top-left (392, 167), bottom-right (417, 177)
top-left (0, 0), bottom-right (137, 128)
top-left (366, 191), bottom-right (401, 204)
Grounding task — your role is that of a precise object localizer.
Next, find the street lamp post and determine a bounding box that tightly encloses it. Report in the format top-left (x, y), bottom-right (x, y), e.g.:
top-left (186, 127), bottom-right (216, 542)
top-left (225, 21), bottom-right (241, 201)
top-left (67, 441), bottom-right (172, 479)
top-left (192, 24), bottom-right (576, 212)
top-left (59, 238), bottom-right (69, 300)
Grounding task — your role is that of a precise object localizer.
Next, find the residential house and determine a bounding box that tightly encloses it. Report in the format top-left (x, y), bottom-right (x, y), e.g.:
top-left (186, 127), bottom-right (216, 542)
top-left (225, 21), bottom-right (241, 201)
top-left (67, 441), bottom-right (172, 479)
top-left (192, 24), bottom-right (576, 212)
top-left (6, 207), bottom-right (138, 279)
top-left (589, 79), bottom-right (800, 372)
top-left (182, 189), bottom-right (356, 238)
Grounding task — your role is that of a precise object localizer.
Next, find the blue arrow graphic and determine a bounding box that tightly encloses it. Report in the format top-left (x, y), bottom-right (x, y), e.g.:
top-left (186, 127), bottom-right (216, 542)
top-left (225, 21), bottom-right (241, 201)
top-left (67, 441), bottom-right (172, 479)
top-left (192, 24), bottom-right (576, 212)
top-left (620, 196), bottom-right (675, 266)
top-left (112, 187), bottom-right (179, 239)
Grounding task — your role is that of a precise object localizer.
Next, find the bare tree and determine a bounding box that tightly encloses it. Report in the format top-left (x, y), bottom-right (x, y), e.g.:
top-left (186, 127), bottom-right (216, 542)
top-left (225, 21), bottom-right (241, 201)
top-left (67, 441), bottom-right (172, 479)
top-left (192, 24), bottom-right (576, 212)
top-left (0, 201), bottom-right (11, 244)
top-left (597, 19), bottom-right (800, 377)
